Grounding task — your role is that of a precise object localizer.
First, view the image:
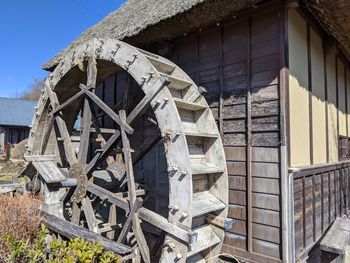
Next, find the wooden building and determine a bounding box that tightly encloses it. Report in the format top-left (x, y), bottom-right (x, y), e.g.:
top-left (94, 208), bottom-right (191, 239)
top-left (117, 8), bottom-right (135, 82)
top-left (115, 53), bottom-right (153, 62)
top-left (0, 97), bottom-right (35, 152)
top-left (43, 0), bottom-right (350, 262)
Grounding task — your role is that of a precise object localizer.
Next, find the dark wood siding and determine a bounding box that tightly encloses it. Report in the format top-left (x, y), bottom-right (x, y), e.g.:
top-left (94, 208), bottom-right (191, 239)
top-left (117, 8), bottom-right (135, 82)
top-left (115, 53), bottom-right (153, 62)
top-left (173, 8), bottom-right (283, 263)
top-left (2, 126), bottom-right (30, 145)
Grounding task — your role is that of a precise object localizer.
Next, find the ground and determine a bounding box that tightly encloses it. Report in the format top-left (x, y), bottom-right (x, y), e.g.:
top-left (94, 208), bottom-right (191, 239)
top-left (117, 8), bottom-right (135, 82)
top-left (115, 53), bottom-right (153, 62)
top-left (0, 159), bottom-right (25, 184)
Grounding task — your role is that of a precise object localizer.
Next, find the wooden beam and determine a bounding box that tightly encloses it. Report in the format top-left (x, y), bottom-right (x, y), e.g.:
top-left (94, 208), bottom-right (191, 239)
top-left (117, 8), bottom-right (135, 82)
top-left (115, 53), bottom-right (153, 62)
top-left (86, 131), bottom-right (121, 175)
top-left (78, 99), bottom-right (92, 164)
top-left (320, 217), bottom-right (350, 255)
top-left (87, 182), bottom-right (129, 211)
top-left (88, 98), bottom-right (116, 168)
top-left (119, 110), bottom-right (150, 263)
top-left (0, 183), bottom-right (23, 194)
top-left (80, 84), bottom-right (134, 134)
top-left (86, 183), bottom-right (197, 244)
top-left (81, 197), bottom-right (99, 233)
top-left (206, 214), bottom-right (234, 230)
top-left (126, 76), bottom-right (169, 123)
top-left (79, 57), bottom-right (98, 164)
top-left (42, 212), bottom-right (133, 255)
top-left (133, 134), bottom-right (162, 165)
top-left (40, 112), bottom-right (55, 155)
top-left (117, 198), bottom-right (143, 243)
top-left (45, 86), bottom-right (78, 166)
top-left (71, 202), bottom-right (81, 225)
top-left (85, 76), bottom-right (169, 175)
top-left (52, 90), bottom-right (85, 115)
top-left (119, 110), bottom-right (137, 204)
top-left (106, 204), bottom-right (117, 239)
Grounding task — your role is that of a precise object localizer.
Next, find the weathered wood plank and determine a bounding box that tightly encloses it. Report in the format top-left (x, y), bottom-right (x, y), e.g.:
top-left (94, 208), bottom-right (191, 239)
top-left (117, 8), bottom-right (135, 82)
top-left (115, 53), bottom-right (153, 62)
top-left (81, 85), bottom-right (133, 134)
top-left (45, 85), bottom-right (78, 165)
top-left (0, 183), bottom-right (23, 194)
top-left (85, 76), bottom-right (169, 174)
top-left (320, 217), bottom-right (350, 255)
top-left (81, 197), bottom-right (99, 233)
top-left (52, 90), bottom-right (85, 115)
top-left (42, 212), bottom-right (133, 255)
top-left (32, 161), bottom-right (66, 183)
top-left (86, 183), bottom-right (197, 244)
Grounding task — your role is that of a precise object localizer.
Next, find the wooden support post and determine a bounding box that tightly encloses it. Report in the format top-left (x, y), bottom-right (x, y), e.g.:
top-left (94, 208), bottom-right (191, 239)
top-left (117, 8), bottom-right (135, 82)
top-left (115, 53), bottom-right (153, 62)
top-left (41, 184), bottom-right (63, 218)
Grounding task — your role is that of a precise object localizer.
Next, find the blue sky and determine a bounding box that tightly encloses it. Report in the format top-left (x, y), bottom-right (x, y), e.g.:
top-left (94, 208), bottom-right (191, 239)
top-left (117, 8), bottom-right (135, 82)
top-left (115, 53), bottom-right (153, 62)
top-left (0, 0), bottom-right (125, 98)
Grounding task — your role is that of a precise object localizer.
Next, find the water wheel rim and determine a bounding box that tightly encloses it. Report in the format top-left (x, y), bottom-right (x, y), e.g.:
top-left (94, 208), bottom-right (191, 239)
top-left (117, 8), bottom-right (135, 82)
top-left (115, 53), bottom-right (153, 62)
top-left (24, 38), bottom-right (228, 263)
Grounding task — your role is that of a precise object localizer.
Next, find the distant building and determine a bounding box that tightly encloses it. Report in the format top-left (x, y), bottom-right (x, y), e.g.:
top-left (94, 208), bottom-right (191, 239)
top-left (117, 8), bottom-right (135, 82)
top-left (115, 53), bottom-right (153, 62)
top-left (0, 97), bottom-right (36, 152)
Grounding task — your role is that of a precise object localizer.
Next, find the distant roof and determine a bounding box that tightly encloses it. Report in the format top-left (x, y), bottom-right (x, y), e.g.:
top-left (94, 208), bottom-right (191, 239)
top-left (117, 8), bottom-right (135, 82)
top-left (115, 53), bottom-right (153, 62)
top-left (0, 97), bottom-right (36, 127)
top-left (43, 0), bottom-right (350, 71)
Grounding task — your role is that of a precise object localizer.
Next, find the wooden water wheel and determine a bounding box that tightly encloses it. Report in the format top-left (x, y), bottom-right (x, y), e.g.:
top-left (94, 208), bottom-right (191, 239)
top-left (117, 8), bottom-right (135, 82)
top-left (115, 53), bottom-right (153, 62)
top-left (23, 38), bottom-right (230, 262)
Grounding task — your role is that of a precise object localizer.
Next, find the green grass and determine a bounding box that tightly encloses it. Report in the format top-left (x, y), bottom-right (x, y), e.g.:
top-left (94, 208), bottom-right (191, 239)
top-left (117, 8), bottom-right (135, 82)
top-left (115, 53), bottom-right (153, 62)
top-left (0, 174), bottom-right (13, 183)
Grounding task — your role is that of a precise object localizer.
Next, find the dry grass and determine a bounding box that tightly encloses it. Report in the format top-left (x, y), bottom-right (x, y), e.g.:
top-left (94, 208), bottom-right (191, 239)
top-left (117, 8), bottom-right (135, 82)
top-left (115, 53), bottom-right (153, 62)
top-left (0, 195), bottom-right (42, 241)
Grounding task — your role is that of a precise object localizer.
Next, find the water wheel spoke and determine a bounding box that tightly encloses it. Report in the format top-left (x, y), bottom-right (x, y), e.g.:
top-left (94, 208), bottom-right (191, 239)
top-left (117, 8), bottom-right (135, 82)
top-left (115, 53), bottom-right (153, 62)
top-left (122, 75), bottom-right (132, 111)
top-left (133, 134), bottom-right (162, 165)
top-left (132, 213), bottom-right (151, 263)
top-left (119, 110), bottom-right (137, 201)
top-left (52, 90), bottom-right (85, 115)
top-left (80, 85), bottom-right (134, 134)
top-left (85, 77), bottom-right (168, 174)
top-left (81, 197), bottom-right (99, 233)
top-left (88, 98), bottom-right (117, 168)
top-left (125, 76), bottom-right (169, 124)
top-left (106, 204), bottom-right (117, 239)
top-left (40, 113), bottom-right (55, 155)
top-left (97, 100), bottom-right (123, 120)
top-left (119, 110), bottom-right (151, 263)
top-left (78, 99), bottom-right (92, 163)
top-left (86, 131), bottom-right (121, 175)
top-left (71, 202), bottom-right (81, 225)
top-left (45, 85), bottom-right (77, 166)
top-left (78, 57), bottom-right (97, 164)
top-left (61, 187), bottom-right (76, 204)
top-left (117, 197), bottom-right (143, 243)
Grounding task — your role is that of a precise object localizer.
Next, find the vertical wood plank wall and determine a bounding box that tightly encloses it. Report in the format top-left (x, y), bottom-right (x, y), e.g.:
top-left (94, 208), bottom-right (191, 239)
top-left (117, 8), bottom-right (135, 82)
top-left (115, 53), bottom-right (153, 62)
top-left (288, 7), bottom-right (350, 261)
top-left (96, 7), bottom-right (284, 263)
top-left (165, 8), bottom-right (283, 263)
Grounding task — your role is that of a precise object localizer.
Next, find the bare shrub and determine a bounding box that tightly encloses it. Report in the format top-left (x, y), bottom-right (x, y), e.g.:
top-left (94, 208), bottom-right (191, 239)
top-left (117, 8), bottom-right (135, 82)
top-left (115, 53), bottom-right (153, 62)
top-left (0, 195), bottom-right (42, 241)
top-left (18, 79), bottom-right (45, 101)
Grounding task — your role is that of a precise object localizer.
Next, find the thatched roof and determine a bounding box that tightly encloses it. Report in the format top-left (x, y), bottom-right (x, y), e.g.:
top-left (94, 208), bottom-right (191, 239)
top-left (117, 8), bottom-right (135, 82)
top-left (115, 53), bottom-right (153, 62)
top-left (43, 0), bottom-right (262, 70)
top-left (302, 0), bottom-right (350, 61)
top-left (44, 0), bottom-right (350, 71)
